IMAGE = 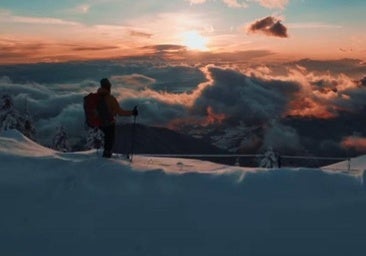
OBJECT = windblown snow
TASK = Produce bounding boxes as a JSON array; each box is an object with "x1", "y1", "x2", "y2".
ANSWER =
[{"x1": 1, "y1": 130, "x2": 366, "y2": 256}]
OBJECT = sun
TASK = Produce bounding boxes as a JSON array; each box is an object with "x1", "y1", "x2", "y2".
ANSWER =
[{"x1": 181, "y1": 31, "x2": 208, "y2": 51}]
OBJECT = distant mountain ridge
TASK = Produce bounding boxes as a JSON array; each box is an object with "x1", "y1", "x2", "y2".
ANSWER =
[{"x1": 113, "y1": 123, "x2": 229, "y2": 156}]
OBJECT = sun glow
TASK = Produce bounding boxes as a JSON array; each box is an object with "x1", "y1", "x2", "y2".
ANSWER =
[{"x1": 181, "y1": 31, "x2": 208, "y2": 51}]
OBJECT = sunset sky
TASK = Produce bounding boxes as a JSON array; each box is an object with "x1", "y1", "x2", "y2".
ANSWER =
[{"x1": 1, "y1": 0, "x2": 365, "y2": 64}]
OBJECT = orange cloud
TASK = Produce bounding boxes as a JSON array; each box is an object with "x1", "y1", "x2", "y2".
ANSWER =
[
  {"x1": 130, "y1": 64, "x2": 363, "y2": 124},
  {"x1": 0, "y1": 37, "x2": 138, "y2": 64},
  {"x1": 129, "y1": 30, "x2": 153, "y2": 38},
  {"x1": 167, "y1": 106, "x2": 227, "y2": 130},
  {"x1": 286, "y1": 96, "x2": 338, "y2": 119},
  {"x1": 248, "y1": 67, "x2": 361, "y2": 119},
  {"x1": 203, "y1": 106, "x2": 227, "y2": 126},
  {"x1": 341, "y1": 136, "x2": 366, "y2": 152}
]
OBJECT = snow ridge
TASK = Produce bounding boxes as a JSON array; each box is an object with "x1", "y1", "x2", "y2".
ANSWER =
[{"x1": 1, "y1": 130, "x2": 366, "y2": 256}]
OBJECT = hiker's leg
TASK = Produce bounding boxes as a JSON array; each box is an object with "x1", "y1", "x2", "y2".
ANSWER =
[{"x1": 101, "y1": 124, "x2": 115, "y2": 157}]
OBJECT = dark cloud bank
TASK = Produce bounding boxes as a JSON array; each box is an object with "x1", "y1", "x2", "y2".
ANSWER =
[{"x1": 1, "y1": 58, "x2": 366, "y2": 158}]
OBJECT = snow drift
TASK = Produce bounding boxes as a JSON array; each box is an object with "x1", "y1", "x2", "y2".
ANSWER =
[{"x1": 1, "y1": 130, "x2": 366, "y2": 256}]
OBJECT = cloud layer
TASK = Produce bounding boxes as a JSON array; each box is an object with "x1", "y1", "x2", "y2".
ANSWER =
[{"x1": 1, "y1": 58, "x2": 366, "y2": 155}]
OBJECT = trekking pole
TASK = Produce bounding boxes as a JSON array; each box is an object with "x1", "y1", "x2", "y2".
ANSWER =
[{"x1": 129, "y1": 106, "x2": 138, "y2": 162}]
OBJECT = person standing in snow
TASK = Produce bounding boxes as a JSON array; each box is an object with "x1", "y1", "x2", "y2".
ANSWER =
[{"x1": 97, "y1": 78, "x2": 138, "y2": 158}]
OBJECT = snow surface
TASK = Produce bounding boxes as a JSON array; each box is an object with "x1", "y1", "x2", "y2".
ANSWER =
[{"x1": 1, "y1": 130, "x2": 366, "y2": 256}]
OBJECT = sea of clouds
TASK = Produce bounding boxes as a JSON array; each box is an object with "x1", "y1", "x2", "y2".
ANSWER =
[{"x1": 1, "y1": 58, "x2": 366, "y2": 155}]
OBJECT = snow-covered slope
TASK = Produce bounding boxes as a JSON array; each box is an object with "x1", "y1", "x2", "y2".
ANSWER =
[
  {"x1": 1, "y1": 130, "x2": 366, "y2": 256},
  {"x1": 0, "y1": 129, "x2": 55, "y2": 157},
  {"x1": 324, "y1": 154, "x2": 366, "y2": 174}
]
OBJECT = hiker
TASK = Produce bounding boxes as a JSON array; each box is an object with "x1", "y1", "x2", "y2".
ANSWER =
[{"x1": 97, "y1": 78, "x2": 138, "y2": 158}]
